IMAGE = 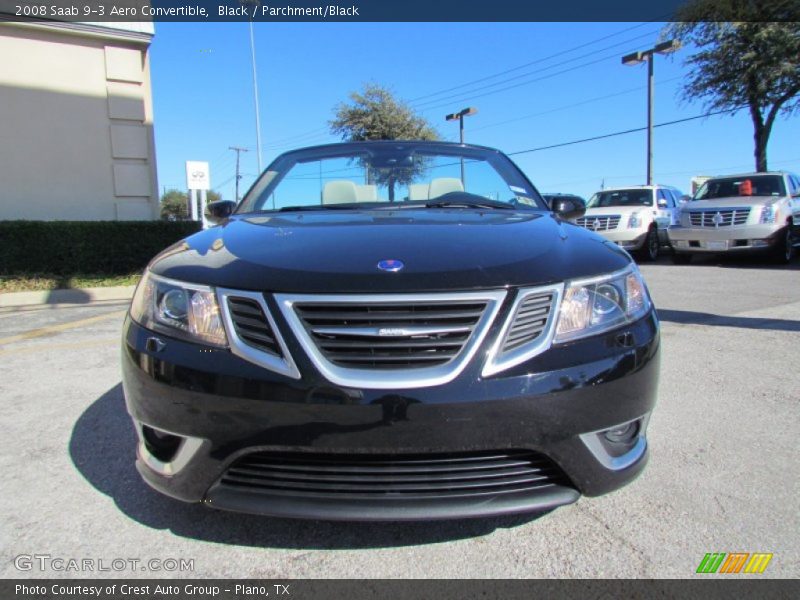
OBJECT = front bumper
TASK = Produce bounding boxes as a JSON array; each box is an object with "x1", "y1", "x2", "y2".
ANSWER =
[
  {"x1": 121, "y1": 308, "x2": 660, "y2": 520},
  {"x1": 585, "y1": 228, "x2": 649, "y2": 251},
  {"x1": 667, "y1": 224, "x2": 783, "y2": 253}
]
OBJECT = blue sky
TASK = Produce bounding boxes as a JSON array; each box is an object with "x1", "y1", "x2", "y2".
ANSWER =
[{"x1": 150, "y1": 22, "x2": 800, "y2": 201}]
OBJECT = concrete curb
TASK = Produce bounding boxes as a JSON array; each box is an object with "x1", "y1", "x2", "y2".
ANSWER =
[{"x1": 0, "y1": 285, "x2": 136, "y2": 308}]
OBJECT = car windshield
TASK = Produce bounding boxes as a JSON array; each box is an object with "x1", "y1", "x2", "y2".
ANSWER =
[
  {"x1": 693, "y1": 175, "x2": 786, "y2": 200},
  {"x1": 237, "y1": 142, "x2": 545, "y2": 213},
  {"x1": 587, "y1": 189, "x2": 653, "y2": 208}
]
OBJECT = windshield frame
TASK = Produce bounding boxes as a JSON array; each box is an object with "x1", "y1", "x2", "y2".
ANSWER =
[
  {"x1": 235, "y1": 141, "x2": 548, "y2": 214},
  {"x1": 692, "y1": 174, "x2": 787, "y2": 201},
  {"x1": 586, "y1": 188, "x2": 655, "y2": 209}
]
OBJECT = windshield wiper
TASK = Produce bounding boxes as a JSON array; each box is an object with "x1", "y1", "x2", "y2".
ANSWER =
[{"x1": 425, "y1": 198, "x2": 514, "y2": 210}]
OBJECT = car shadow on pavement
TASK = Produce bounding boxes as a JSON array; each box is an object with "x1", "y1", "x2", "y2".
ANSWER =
[
  {"x1": 69, "y1": 384, "x2": 550, "y2": 550},
  {"x1": 657, "y1": 309, "x2": 800, "y2": 332}
]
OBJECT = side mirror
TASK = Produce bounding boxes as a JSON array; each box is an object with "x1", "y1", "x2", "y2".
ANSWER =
[
  {"x1": 680, "y1": 195, "x2": 691, "y2": 204},
  {"x1": 657, "y1": 198, "x2": 668, "y2": 208},
  {"x1": 553, "y1": 197, "x2": 585, "y2": 221},
  {"x1": 206, "y1": 200, "x2": 237, "y2": 224}
]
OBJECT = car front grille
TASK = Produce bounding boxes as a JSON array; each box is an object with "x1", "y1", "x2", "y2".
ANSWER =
[
  {"x1": 226, "y1": 296, "x2": 282, "y2": 356},
  {"x1": 575, "y1": 215, "x2": 621, "y2": 231},
  {"x1": 293, "y1": 299, "x2": 487, "y2": 369},
  {"x1": 689, "y1": 208, "x2": 751, "y2": 227},
  {"x1": 217, "y1": 449, "x2": 572, "y2": 500},
  {"x1": 500, "y1": 291, "x2": 555, "y2": 353}
]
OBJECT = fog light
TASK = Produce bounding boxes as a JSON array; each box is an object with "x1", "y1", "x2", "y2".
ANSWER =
[
  {"x1": 604, "y1": 420, "x2": 640, "y2": 444},
  {"x1": 751, "y1": 239, "x2": 769, "y2": 248},
  {"x1": 142, "y1": 425, "x2": 182, "y2": 462}
]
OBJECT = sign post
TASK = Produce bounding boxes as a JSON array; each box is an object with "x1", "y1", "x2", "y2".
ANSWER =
[{"x1": 185, "y1": 161, "x2": 211, "y2": 228}]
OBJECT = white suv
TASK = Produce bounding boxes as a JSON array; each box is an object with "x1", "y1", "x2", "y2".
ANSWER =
[
  {"x1": 578, "y1": 185, "x2": 684, "y2": 261},
  {"x1": 668, "y1": 172, "x2": 800, "y2": 264}
]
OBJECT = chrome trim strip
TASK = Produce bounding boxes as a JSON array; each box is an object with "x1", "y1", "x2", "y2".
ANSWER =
[
  {"x1": 311, "y1": 324, "x2": 472, "y2": 337},
  {"x1": 275, "y1": 290, "x2": 507, "y2": 390},
  {"x1": 481, "y1": 283, "x2": 564, "y2": 378},
  {"x1": 134, "y1": 422, "x2": 206, "y2": 477},
  {"x1": 216, "y1": 288, "x2": 301, "y2": 380},
  {"x1": 579, "y1": 414, "x2": 650, "y2": 471}
]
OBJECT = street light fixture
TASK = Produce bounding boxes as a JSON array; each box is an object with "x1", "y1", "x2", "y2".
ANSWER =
[
  {"x1": 622, "y1": 39, "x2": 680, "y2": 185},
  {"x1": 445, "y1": 107, "x2": 477, "y2": 185}
]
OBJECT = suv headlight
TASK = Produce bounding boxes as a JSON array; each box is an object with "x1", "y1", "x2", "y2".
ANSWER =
[
  {"x1": 554, "y1": 267, "x2": 652, "y2": 343},
  {"x1": 129, "y1": 272, "x2": 228, "y2": 347},
  {"x1": 759, "y1": 203, "x2": 778, "y2": 224},
  {"x1": 628, "y1": 212, "x2": 642, "y2": 228}
]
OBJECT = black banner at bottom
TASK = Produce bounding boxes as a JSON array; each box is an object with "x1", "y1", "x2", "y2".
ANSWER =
[{"x1": 3, "y1": 579, "x2": 799, "y2": 600}]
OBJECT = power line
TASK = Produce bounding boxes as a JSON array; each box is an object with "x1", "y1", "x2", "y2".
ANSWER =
[
  {"x1": 507, "y1": 107, "x2": 742, "y2": 158},
  {"x1": 407, "y1": 22, "x2": 654, "y2": 104},
  {"x1": 412, "y1": 28, "x2": 662, "y2": 111}
]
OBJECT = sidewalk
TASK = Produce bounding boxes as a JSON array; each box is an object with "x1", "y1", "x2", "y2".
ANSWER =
[{"x1": 0, "y1": 285, "x2": 136, "y2": 309}]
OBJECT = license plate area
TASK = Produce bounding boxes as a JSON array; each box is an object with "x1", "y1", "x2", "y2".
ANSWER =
[{"x1": 704, "y1": 240, "x2": 728, "y2": 250}]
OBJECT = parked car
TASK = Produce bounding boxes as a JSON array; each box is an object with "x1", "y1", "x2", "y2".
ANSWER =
[
  {"x1": 579, "y1": 185, "x2": 684, "y2": 261},
  {"x1": 541, "y1": 193, "x2": 586, "y2": 213},
  {"x1": 121, "y1": 141, "x2": 660, "y2": 521},
  {"x1": 668, "y1": 172, "x2": 800, "y2": 264}
]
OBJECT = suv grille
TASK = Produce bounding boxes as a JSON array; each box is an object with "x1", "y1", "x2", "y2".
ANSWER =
[
  {"x1": 217, "y1": 449, "x2": 572, "y2": 499},
  {"x1": 294, "y1": 300, "x2": 487, "y2": 369},
  {"x1": 689, "y1": 208, "x2": 750, "y2": 227},
  {"x1": 500, "y1": 291, "x2": 555, "y2": 353},
  {"x1": 575, "y1": 215, "x2": 621, "y2": 231},
  {"x1": 226, "y1": 296, "x2": 282, "y2": 356}
]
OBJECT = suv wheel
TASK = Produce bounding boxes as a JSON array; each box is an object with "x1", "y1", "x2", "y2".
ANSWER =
[
  {"x1": 638, "y1": 227, "x2": 659, "y2": 262},
  {"x1": 773, "y1": 226, "x2": 796, "y2": 264}
]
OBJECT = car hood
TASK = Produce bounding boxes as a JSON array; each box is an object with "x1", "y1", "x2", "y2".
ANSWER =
[
  {"x1": 149, "y1": 210, "x2": 631, "y2": 293},
  {"x1": 683, "y1": 197, "x2": 777, "y2": 210}
]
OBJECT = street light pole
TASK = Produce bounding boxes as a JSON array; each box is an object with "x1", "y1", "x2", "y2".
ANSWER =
[
  {"x1": 445, "y1": 107, "x2": 477, "y2": 185},
  {"x1": 622, "y1": 39, "x2": 680, "y2": 186}
]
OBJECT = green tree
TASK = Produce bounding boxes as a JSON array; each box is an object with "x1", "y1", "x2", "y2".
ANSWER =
[
  {"x1": 666, "y1": 1, "x2": 800, "y2": 171},
  {"x1": 330, "y1": 84, "x2": 439, "y2": 201},
  {"x1": 160, "y1": 189, "x2": 188, "y2": 220},
  {"x1": 160, "y1": 189, "x2": 221, "y2": 220}
]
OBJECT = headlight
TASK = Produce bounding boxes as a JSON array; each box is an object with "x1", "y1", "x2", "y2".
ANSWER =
[
  {"x1": 628, "y1": 212, "x2": 642, "y2": 228},
  {"x1": 554, "y1": 267, "x2": 652, "y2": 343},
  {"x1": 129, "y1": 272, "x2": 228, "y2": 347},
  {"x1": 759, "y1": 203, "x2": 778, "y2": 224}
]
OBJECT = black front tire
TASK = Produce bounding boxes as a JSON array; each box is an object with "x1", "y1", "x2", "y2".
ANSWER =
[{"x1": 637, "y1": 227, "x2": 659, "y2": 262}]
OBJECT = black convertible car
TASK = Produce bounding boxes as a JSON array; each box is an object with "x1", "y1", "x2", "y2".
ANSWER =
[{"x1": 122, "y1": 141, "x2": 660, "y2": 520}]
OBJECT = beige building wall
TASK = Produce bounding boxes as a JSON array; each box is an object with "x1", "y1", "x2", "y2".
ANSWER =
[{"x1": 0, "y1": 22, "x2": 158, "y2": 220}]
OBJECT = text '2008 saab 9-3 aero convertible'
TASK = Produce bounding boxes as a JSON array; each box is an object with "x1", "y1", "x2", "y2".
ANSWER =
[{"x1": 122, "y1": 141, "x2": 660, "y2": 521}]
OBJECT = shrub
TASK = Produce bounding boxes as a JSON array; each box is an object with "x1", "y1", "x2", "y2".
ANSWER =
[{"x1": 0, "y1": 221, "x2": 202, "y2": 276}]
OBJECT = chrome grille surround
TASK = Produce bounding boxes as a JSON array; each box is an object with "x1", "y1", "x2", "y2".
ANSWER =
[
  {"x1": 482, "y1": 283, "x2": 564, "y2": 378},
  {"x1": 688, "y1": 207, "x2": 751, "y2": 227},
  {"x1": 575, "y1": 215, "x2": 622, "y2": 231},
  {"x1": 217, "y1": 288, "x2": 300, "y2": 380},
  {"x1": 276, "y1": 290, "x2": 507, "y2": 389}
]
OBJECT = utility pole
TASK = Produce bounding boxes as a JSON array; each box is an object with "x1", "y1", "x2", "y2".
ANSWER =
[
  {"x1": 229, "y1": 146, "x2": 249, "y2": 201},
  {"x1": 621, "y1": 39, "x2": 680, "y2": 185},
  {"x1": 445, "y1": 107, "x2": 478, "y2": 186}
]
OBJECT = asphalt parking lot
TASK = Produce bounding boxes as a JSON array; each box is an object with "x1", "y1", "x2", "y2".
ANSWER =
[{"x1": 1, "y1": 255, "x2": 798, "y2": 579}]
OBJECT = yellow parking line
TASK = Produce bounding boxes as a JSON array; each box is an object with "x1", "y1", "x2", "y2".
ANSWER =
[
  {"x1": 0, "y1": 310, "x2": 126, "y2": 346},
  {"x1": 0, "y1": 337, "x2": 119, "y2": 356}
]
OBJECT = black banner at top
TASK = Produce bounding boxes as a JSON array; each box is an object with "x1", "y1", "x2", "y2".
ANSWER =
[{"x1": 0, "y1": 0, "x2": 791, "y2": 23}]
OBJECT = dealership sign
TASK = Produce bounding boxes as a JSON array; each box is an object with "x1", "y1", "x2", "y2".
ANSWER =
[{"x1": 186, "y1": 161, "x2": 210, "y2": 190}]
